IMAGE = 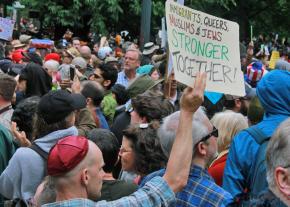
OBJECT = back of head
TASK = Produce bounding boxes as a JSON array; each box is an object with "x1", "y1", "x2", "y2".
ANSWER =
[
  {"x1": 81, "y1": 81, "x2": 104, "y2": 106},
  {"x1": 0, "y1": 74, "x2": 17, "y2": 102},
  {"x1": 211, "y1": 111, "x2": 248, "y2": 153},
  {"x1": 158, "y1": 108, "x2": 209, "y2": 158},
  {"x1": 123, "y1": 122, "x2": 167, "y2": 175},
  {"x1": 247, "y1": 96, "x2": 264, "y2": 125},
  {"x1": 131, "y1": 91, "x2": 174, "y2": 123},
  {"x1": 12, "y1": 96, "x2": 40, "y2": 141},
  {"x1": 44, "y1": 60, "x2": 60, "y2": 72},
  {"x1": 256, "y1": 70, "x2": 290, "y2": 116},
  {"x1": 275, "y1": 59, "x2": 290, "y2": 71},
  {"x1": 266, "y1": 118, "x2": 290, "y2": 189},
  {"x1": 80, "y1": 46, "x2": 92, "y2": 60},
  {"x1": 111, "y1": 84, "x2": 129, "y2": 105},
  {"x1": 34, "y1": 90, "x2": 86, "y2": 138},
  {"x1": 88, "y1": 128, "x2": 119, "y2": 173}
]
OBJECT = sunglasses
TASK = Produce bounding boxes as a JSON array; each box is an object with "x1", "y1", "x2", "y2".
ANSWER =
[{"x1": 198, "y1": 127, "x2": 219, "y2": 143}]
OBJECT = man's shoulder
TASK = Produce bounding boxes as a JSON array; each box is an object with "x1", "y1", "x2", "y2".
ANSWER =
[
  {"x1": 42, "y1": 198, "x2": 96, "y2": 207},
  {"x1": 184, "y1": 172, "x2": 233, "y2": 205}
]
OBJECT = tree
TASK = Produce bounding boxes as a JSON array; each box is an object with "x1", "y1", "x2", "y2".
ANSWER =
[{"x1": 19, "y1": 0, "x2": 290, "y2": 41}]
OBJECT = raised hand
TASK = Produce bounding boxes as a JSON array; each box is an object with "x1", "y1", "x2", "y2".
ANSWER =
[
  {"x1": 11, "y1": 121, "x2": 31, "y2": 147},
  {"x1": 180, "y1": 72, "x2": 207, "y2": 113}
]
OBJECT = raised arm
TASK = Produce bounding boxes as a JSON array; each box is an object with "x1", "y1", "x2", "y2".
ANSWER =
[{"x1": 163, "y1": 72, "x2": 206, "y2": 193}]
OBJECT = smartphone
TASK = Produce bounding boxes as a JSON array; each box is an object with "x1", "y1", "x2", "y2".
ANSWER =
[{"x1": 70, "y1": 66, "x2": 75, "y2": 81}]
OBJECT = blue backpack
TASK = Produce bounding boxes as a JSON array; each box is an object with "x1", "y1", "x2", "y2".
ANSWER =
[{"x1": 245, "y1": 126, "x2": 270, "y2": 198}]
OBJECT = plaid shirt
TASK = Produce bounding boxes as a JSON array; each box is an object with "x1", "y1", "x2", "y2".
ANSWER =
[
  {"x1": 116, "y1": 71, "x2": 129, "y2": 88},
  {"x1": 42, "y1": 176, "x2": 175, "y2": 207},
  {"x1": 140, "y1": 165, "x2": 233, "y2": 207}
]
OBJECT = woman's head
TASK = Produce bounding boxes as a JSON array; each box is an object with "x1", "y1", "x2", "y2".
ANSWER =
[
  {"x1": 120, "y1": 122, "x2": 167, "y2": 176},
  {"x1": 211, "y1": 111, "x2": 248, "y2": 153},
  {"x1": 12, "y1": 96, "x2": 40, "y2": 141}
]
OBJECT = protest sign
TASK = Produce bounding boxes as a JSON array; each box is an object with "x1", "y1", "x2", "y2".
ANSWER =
[
  {"x1": 166, "y1": 1, "x2": 245, "y2": 96},
  {"x1": 268, "y1": 50, "x2": 280, "y2": 69},
  {"x1": 0, "y1": 17, "x2": 15, "y2": 41}
]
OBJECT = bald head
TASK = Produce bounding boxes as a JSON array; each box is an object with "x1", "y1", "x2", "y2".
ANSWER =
[
  {"x1": 52, "y1": 140, "x2": 105, "y2": 201},
  {"x1": 80, "y1": 46, "x2": 92, "y2": 60}
]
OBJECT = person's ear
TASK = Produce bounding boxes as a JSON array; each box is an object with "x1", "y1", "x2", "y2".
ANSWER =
[
  {"x1": 275, "y1": 167, "x2": 290, "y2": 197},
  {"x1": 103, "y1": 80, "x2": 111, "y2": 88},
  {"x1": 80, "y1": 168, "x2": 89, "y2": 186},
  {"x1": 197, "y1": 142, "x2": 207, "y2": 156},
  {"x1": 86, "y1": 97, "x2": 92, "y2": 105}
]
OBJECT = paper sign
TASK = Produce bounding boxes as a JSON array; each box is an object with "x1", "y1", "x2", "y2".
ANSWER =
[
  {"x1": 0, "y1": 17, "x2": 15, "y2": 41},
  {"x1": 166, "y1": 1, "x2": 245, "y2": 96},
  {"x1": 268, "y1": 50, "x2": 280, "y2": 69}
]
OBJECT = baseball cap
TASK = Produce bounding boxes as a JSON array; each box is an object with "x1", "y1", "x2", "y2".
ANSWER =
[
  {"x1": 47, "y1": 136, "x2": 89, "y2": 176},
  {"x1": 126, "y1": 74, "x2": 163, "y2": 98},
  {"x1": 38, "y1": 90, "x2": 86, "y2": 124}
]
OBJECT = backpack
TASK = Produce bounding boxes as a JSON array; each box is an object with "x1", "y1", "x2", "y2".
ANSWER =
[
  {"x1": 29, "y1": 143, "x2": 49, "y2": 161},
  {"x1": 245, "y1": 126, "x2": 270, "y2": 198},
  {"x1": 237, "y1": 126, "x2": 270, "y2": 207},
  {"x1": 4, "y1": 143, "x2": 48, "y2": 207}
]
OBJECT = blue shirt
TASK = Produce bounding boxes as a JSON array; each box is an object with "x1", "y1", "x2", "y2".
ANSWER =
[
  {"x1": 140, "y1": 165, "x2": 233, "y2": 207},
  {"x1": 42, "y1": 176, "x2": 175, "y2": 207},
  {"x1": 116, "y1": 71, "x2": 129, "y2": 88},
  {"x1": 95, "y1": 108, "x2": 109, "y2": 130}
]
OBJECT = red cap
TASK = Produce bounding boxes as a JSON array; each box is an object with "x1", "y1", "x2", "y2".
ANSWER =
[
  {"x1": 44, "y1": 53, "x2": 61, "y2": 63},
  {"x1": 12, "y1": 50, "x2": 24, "y2": 63},
  {"x1": 47, "y1": 136, "x2": 89, "y2": 176}
]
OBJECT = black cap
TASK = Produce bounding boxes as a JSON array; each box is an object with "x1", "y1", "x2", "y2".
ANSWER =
[{"x1": 38, "y1": 90, "x2": 86, "y2": 124}]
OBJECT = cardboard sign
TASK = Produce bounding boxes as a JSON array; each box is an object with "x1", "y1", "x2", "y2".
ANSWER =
[
  {"x1": 0, "y1": 17, "x2": 15, "y2": 41},
  {"x1": 166, "y1": 1, "x2": 245, "y2": 96}
]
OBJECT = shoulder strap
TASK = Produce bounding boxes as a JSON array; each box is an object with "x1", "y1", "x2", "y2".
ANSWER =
[
  {"x1": 29, "y1": 143, "x2": 48, "y2": 160},
  {"x1": 0, "y1": 105, "x2": 12, "y2": 115},
  {"x1": 244, "y1": 126, "x2": 269, "y2": 144}
]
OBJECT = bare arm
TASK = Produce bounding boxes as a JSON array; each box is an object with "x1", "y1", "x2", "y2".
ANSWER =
[{"x1": 163, "y1": 72, "x2": 206, "y2": 193}]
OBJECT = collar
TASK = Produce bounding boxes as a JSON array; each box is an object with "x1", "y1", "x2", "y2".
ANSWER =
[{"x1": 190, "y1": 165, "x2": 212, "y2": 180}]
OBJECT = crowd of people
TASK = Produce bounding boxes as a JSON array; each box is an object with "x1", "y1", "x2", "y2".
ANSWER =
[{"x1": 0, "y1": 27, "x2": 289, "y2": 207}]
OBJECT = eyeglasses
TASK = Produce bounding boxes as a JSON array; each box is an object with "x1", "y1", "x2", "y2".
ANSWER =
[{"x1": 198, "y1": 127, "x2": 219, "y2": 143}]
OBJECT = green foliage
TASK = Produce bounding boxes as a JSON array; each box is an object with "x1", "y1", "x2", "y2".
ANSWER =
[{"x1": 19, "y1": 0, "x2": 290, "y2": 39}]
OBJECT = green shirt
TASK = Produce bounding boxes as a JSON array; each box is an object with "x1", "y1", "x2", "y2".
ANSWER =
[{"x1": 101, "y1": 92, "x2": 117, "y2": 126}]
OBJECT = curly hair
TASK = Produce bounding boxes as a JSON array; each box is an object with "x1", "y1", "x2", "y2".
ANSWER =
[
  {"x1": 131, "y1": 91, "x2": 174, "y2": 123},
  {"x1": 11, "y1": 96, "x2": 40, "y2": 141},
  {"x1": 122, "y1": 121, "x2": 167, "y2": 176}
]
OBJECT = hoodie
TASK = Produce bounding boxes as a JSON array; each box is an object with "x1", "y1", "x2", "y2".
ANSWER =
[
  {"x1": 223, "y1": 70, "x2": 290, "y2": 199},
  {"x1": 0, "y1": 126, "x2": 78, "y2": 201}
]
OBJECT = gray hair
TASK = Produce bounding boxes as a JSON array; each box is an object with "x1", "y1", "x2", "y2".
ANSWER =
[
  {"x1": 274, "y1": 60, "x2": 290, "y2": 71},
  {"x1": 266, "y1": 118, "x2": 290, "y2": 188},
  {"x1": 126, "y1": 48, "x2": 142, "y2": 62},
  {"x1": 158, "y1": 107, "x2": 209, "y2": 158}
]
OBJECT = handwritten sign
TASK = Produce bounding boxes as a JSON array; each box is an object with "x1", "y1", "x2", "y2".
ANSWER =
[
  {"x1": 166, "y1": 1, "x2": 245, "y2": 96},
  {"x1": 0, "y1": 17, "x2": 15, "y2": 41}
]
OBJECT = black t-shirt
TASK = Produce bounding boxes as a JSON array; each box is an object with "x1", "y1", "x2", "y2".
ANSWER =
[{"x1": 96, "y1": 180, "x2": 137, "y2": 202}]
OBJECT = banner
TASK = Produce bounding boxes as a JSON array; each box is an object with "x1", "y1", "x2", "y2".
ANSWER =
[
  {"x1": 166, "y1": 1, "x2": 245, "y2": 96},
  {"x1": 0, "y1": 17, "x2": 15, "y2": 41}
]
